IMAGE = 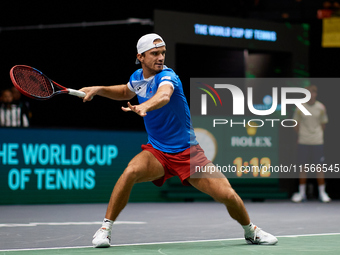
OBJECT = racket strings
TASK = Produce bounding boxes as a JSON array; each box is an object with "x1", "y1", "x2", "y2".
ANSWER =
[{"x1": 12, "y1": 67, "x2": 54, "y2": 98}]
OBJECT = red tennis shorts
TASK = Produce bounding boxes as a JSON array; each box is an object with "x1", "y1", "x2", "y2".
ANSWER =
[{"x1": 141, "y1": 143, "x2": 211, "y2": 187}]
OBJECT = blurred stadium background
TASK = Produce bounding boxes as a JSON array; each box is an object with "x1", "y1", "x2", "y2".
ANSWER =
[{"x1": 0, "y1": 0, "x2": 339, "y2": 205}]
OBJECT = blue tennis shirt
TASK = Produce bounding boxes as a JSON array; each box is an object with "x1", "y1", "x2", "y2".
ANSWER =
[{"x1": 127, "y1": 66, "x2": 197, "y2": 153}]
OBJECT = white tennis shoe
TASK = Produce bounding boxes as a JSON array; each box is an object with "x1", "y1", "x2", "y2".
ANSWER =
[
  {"x1": 92, "y1": 227, "x2": 111, "y2": 248},
  {"x1": 291, "y1": 192, "x2": 307, "y2": 203},
  {"x1": 245, "y1": 226, "x2": 278, "y2": 245},
  {"x1": 319, "y1": 192, "x2": 331, "y2": 203}
]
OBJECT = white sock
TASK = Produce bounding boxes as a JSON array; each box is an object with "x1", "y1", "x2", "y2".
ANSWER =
[
  {"x1": 299, "y1": 184, "x2": 306, "y2": 195},
  {"x1": 242, "y1": 222, "x2": 255, "y2": 234},
  {"x1": 102, "y1": 218, "x2": 114, "y2": 231},
  {"x1": 318, "y1": 184, "x2": 326, "y2": 195}
]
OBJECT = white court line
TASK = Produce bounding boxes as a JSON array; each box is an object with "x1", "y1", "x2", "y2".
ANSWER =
[
  {"x1": 0, "y1": 221, "x2": 146, "y2": 228},
  {"x1": 0, "y1": 233, "x2": 339, "y2": 252}
]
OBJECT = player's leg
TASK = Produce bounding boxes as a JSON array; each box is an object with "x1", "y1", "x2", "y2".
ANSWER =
[
  {"x1": 105, "y1": 150, "x2": 165, "y2": 221},
  {"x1": 188, "y1": 166, "x2": 249, "y2": 225},
  {"x1": 188, "y1": 163, "x2": 278, "y2": 245},
  {"x1": 93, "y1": 150, "x2": 165, "y2": 248}
]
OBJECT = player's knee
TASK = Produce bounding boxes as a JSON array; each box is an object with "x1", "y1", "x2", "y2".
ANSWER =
[
  {"x1": 215, "y1": 187, "x2": 238, "y2": 204},
  {"x1": 121, "y1": 165, "x2": 140, "y2": 183}
]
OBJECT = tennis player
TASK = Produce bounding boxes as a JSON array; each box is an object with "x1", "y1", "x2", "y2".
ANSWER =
[{"x1": 80, "y1": 33, "x2": 278, "y2": 248}]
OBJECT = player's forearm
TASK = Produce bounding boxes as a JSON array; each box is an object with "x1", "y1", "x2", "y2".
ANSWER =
[
  {"x1": 96, "y1": 85, "x2": 134, "y2": 101},
  {"x1": 141, "y1": 90, "x2": 171, "y2": 112}
]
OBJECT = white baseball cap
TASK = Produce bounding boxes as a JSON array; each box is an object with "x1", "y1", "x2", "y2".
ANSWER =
[{"x1": 135, "y1": 33, "x2": 166, "y2": 64}]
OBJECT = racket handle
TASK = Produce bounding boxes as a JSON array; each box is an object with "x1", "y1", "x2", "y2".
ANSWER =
[{"x1": 68, "y1": 88, "x2": 86, "y2": 98}]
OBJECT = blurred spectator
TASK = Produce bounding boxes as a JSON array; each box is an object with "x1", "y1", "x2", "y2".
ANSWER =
[
  {"x1": 291, "y1": 85, "x2": 330, "y2": 203},
  {"x1": 0, "y1": 88, "x2": 29, "y2": 127},
  {"x1": 11, "y1": 86, "x2": 32, "y2": 121},
  {"x1": 323, "y1": 0, "x2": 340, "y2": 10},
  {"x1": 318, "y1": 0, "x2": 340, "y2": 18},
  {"x1": 11, "y1": 86, "x2": 22, "y2": 103}
]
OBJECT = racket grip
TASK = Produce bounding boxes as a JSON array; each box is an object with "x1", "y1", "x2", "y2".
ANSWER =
[{"x1": 68, "y1": 88, "x2": 86, "y2": 98}]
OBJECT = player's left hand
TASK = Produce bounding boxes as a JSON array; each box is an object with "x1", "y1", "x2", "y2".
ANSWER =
[{"x1": 122, "y1": 102, "x2": 147, "y2": 117}]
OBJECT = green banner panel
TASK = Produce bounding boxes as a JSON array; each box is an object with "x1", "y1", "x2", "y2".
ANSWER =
[{"x1": 0, "y1": 128, "x2": 166, "y2": 205}]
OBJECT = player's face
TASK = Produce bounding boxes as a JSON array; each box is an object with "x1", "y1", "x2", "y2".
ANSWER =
[{"x1": 139, "y1": 46, "x2": 166, "y2": 77}]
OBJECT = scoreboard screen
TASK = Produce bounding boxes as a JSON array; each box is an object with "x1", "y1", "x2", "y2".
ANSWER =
[{"x1": 154, "y1": 9, "x2": 309, "y2": 78}]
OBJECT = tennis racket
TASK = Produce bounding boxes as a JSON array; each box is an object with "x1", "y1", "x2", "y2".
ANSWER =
[{"x1": 9, "y1": 65, "x2": 86, "y2": 100}]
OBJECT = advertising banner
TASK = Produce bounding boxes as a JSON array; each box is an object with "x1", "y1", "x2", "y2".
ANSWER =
[{"x1": 0, "y1": 128, "x2": 165, "y2": 204}]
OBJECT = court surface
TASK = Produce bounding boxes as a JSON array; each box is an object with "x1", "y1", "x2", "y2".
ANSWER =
[{"x1": 0, "y1": 200, "x2": 339, "y2": 254}]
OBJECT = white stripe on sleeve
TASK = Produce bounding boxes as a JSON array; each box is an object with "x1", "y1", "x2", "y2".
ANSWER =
[
  {"x1": 127, "y1": 82, "x2": 135, "y2": 92},
  {"x1": 159, "y1": 81, "x2": 174, "y2": 90}
]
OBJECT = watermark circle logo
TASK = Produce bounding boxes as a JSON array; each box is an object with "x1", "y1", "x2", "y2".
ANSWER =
[{"x1": 194, "y1": 128, "x2": 217, "y2": 161}]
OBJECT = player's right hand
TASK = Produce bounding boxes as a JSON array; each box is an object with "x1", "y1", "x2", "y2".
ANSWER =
[{"x1": 80, "y1": 87, "x2": 96, "y2": 102}]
